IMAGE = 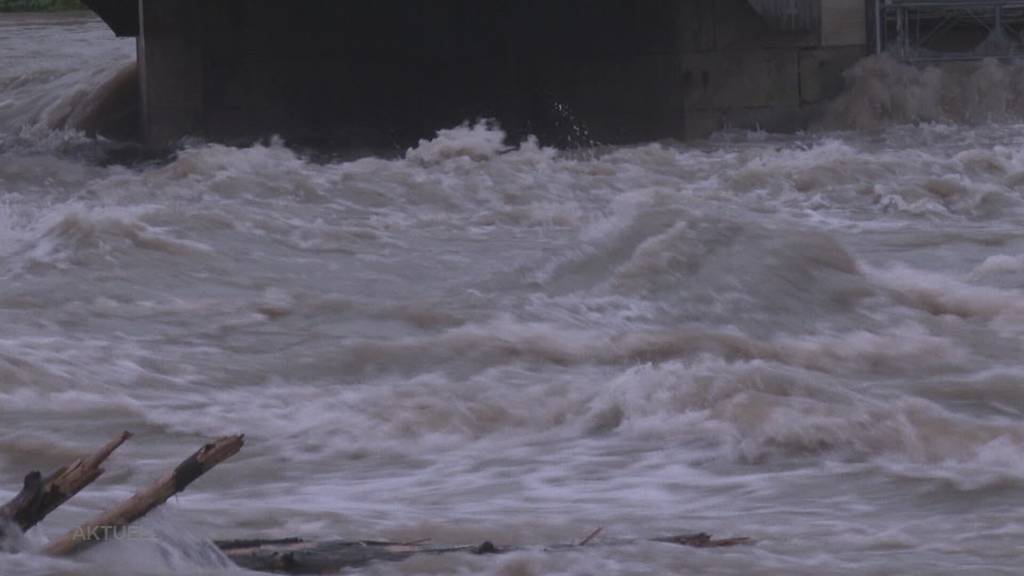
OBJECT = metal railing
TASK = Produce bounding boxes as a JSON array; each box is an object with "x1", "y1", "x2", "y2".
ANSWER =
[{"x1": 877, "y1": 0, "x2": 1024, "y2": 61}]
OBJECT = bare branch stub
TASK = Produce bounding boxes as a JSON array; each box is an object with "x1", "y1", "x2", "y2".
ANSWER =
[
  {"x1": 1, "y1": 431, "x2": 133, "y2": 535},
  {"x1": 0, "y1": 472, "x2": 44, "y2": 540}
]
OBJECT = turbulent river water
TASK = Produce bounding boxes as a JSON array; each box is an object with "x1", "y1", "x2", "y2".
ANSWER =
[{"x1": 2, "y1": 12, "x2": 1024, "y2": 576}]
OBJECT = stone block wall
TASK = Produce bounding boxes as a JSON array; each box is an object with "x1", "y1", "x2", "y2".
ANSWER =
[{"x1": 131, "y1": 0, "x2": 870, "y2": 148}]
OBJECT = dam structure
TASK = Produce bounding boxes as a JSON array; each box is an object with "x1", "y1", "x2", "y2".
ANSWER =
[
  {"x1": 876, "y1": 0, "x2": 1024, "y2": 61},
  {"x1": 82, "y1": 0, "x2": 872, "y2": 148}
]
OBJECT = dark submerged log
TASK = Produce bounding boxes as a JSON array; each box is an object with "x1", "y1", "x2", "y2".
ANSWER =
[
  {"x1": 217, "y1": 533, "x2": 753, "y2": 574},
  {"x1": 218, "y1": 539, "x2": 476, "y2": 573},
  {"x1": 0, "y1": 472, "x2": 43, "y2": 543}
]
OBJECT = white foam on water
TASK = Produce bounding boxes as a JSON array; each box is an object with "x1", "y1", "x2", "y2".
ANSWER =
[
  {"x1": 6, "y1": 16, "x2": 1024, "y2": 576},
  {"x1": 405, "y1": 120, "x2": 513, "y2": 164},
  {"x1": 869, "y1": 264, "x2": 1024, "y2": 321},
  {"x1": 823, "y1": 55, "x2": 1024, "y2": 130},
  {"x1": 972, "y1": 254, "x2": 1024, "y2": 276}
]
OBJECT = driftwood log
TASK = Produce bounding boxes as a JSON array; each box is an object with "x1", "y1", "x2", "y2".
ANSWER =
[
  {"x1": 218, "y1": 533, "x2": 753, "y2": 574},
  {"x1": 45, "y1": 434, "x2": 244, "y2": 556},
  {"x1": 3, "y1": 433, "x2": 751, "y2": 575},
  {"x1": 1, "y1": 431, "x2": 132, "y2": 541}
]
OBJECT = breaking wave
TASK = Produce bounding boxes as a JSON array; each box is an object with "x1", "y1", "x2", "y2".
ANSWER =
[
  {"x1": 824, "y1": 55, "x2": 1024, "y2": 130},
  {"x1": 6, "y1": 14, "x2": 1024, "y2": 576}
]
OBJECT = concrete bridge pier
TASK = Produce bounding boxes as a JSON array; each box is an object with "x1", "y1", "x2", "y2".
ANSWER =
[
  {"x1": 83, "y1": 0, "x2": 871, "y2": 149},
  {"x1": 136, "y1": 1, "x2": 203, "y2": 147}
]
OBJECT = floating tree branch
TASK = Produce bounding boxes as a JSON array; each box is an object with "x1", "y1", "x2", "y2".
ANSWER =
[
  {"x1": 45, "y1": 434, "x2": 244, "y2": 557},
  {"x1": 4, "y1": 432, "x2": 750, "y2": 574},
  {"x1": 1, "y1": 431, "x2": 132, "y2": 537}
]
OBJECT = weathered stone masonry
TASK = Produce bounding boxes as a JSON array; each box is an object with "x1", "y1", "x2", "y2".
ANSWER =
[{"x1": 82, "y1": 0, "x2": 870, "y2": 148}]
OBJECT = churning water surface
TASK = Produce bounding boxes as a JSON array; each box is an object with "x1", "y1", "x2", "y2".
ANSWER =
[{"x1": 2, "y1": 12, "x2": 1024, "y2": 576}]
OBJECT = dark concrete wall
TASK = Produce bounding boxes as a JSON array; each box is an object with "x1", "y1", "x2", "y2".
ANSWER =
[
  {"x1": 130, "y1": 0, "x2": 868, "y2": 149},
  {"x1": 679, "y1": 0, "x2": 867, "y2": 137},
  {"x1": 81, "y1": 0, "x2": 137, "y2": 37},
  {"x1": 138, "y1": 0, "x2": 204, "y2": 147}
]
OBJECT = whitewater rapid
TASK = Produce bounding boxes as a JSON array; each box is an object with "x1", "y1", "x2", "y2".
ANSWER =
[{"x1": 2, "y1": 11, "x2": 1024, "y2": 576}]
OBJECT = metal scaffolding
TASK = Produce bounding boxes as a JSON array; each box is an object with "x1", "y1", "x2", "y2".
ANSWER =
[{"x1": 876, "y1": 0, "x2": 1024, "y2": 61}]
